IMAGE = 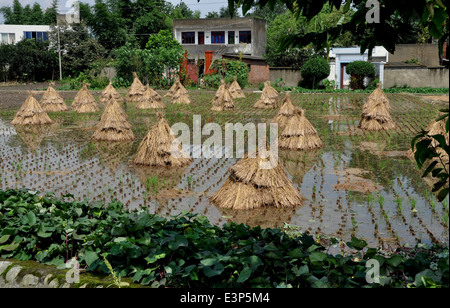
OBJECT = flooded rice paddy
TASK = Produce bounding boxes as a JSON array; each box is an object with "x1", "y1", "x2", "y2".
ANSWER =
[{"x1": 0, "y1": 91, "x2": 448, "y2": 252}]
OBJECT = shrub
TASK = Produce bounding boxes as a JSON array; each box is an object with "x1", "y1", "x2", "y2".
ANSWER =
[
  {"x1": 346, "y1": 61, "x2": 376, "y2": 89},
  {"x1": 206, "y1": 59, "x2": 249, "y2": 89},
  {"x1": 300, "y1": 56, "x2": 330, "y2": 89}
]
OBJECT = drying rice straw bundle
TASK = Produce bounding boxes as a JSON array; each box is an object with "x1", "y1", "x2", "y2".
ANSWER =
[
  {"x1": 133, "y1": 113, "x2": 192, "y2": 167},
  {"x1": 270, "y1": 92, "x2": 296, "y2": 131},
  {"x1": 171, "y1": 82, "x2": 191, "y2": 104},
  {"x1": 39, "y1": 82, "x2": 69, "y2": 112},
  {"x1": 210, "y1": 148, "x2": 303, "y2": 210},
  {"x1": 165, "y1": 77, "x2": 182, "y2": 98},
  {"x1": 11, "y1": 91, "x2": 53, "y2": 125},
  {"x1": 254, "y1": 81, "x2": 279, "y2": 109},
  {"x1": 92, "y1": 97, "x2": 135, "y2": 141},
  {"x1": 358, "y1": 83, "x2": 396, "y2": 131},
  {"x1": 229, "y1": 76, "x2": 245, "y2": 99},
  {"x1": 136, "y1": 86, "x2": 166, "y2": 109},
  {"x1": 100, "y1": 81, "x2": 123, "y2": 104},
  {"x1": 72, "y1": 84, "x2": 100, "y2": 113},
  {"x1": 211, "y1": 80, "x2": 234, "y2": 111},
  {"x1": 279, "y1": 108, "x2": 323, "y2": 150},
  {"x1": 126, "y1": 72, "x2": 146, "y2": 103}
]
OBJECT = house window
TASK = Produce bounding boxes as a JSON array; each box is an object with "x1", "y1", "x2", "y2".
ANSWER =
[
  {"x1": 198, "y1": 32, "x2": 204, "y2": 45},
  {"x1": 23, "y1": 31, "x2": 48, "y2": 41},
  {"x1": 211, "y1": 31, "x2": 225, "y2": 44},
  {"x1": 228, "y1": 31, "x2": 235, "y2": 44},
  {"x1": 239, "y1": 31, "x2": 251, "y2": 44},
  {"x1": 181, "y1": 32, "x2": 195, "y2": 44},
  {"x1": 1, "y1": 33, "x2": 9, "y2": 44}
]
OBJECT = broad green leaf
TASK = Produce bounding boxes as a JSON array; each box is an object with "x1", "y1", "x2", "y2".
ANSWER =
[
  {"x1": 84, "y1": 250, "x2": 99, "y2": 268},
  {"x1": 168, "y1": 234, "x2": 188, "y2": 250},
  {"x1": 237, "y1": 266, "x2": 252, "y2": 283},
  {"x1": 0, "y1": 241, "x2": 20, "y2": 252},
  {"x1": 203, "y1": 263, "x2": 224, "y2": 278},
  {"x1": 346, "y1": 237, "x2": 368, "y2": 251},
  {"x1": 0, "y1": 234, "x2": 10, "y2": 244},
  {"x1": 309, "y1": 251, "x2": 327, "y2": 264},
  {"x1": 200, "y1": 257, "x2": 218, "y2": 267}
]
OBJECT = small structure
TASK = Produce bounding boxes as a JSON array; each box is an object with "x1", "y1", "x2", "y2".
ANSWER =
[
  {"x1": 133, "y1": 113, "x2": 192, "y2": 167},
  {"x1": 92, "y1": 98, "x2": 135, "y2": 141},
  {"x1": 126, "y1": 72, "x2": 146, "y2": 103},
  {"x1": 270, "y1": 92, "x2": 296, "y2": 131},
  {"x1": 11, "y1": 92, "x2": 53, "y2": 125},
  {"x1": 39, "y1": 82, "x2": 69, "y2": 112},
  {"x1": 254, "y1": 81, "x2": 278, "y2": 109},
  {"x1": 136, "y1": 86, "x2": 166, "y2": 109},
  {"x1": 100, "y1": 82, "x2": 123, "y2": 104},
  {"x1": 358, "y1": 84, "x2": 396, "y2": 131},
  {"x1": 210, "y1": 149, "x2": 303, "y2": 210},
  {"x1": 211, "y1": 80, "x2": 234, "y2": 111},
  {"x1": 72, "y1": 84, "x2": 100, "y2": 113},
  {"x1": 279, "y1": 108, "x2": 323, "y2": 150},
  {"x1": 228, "y1": 76, "x2": 245, "y2": 99}
]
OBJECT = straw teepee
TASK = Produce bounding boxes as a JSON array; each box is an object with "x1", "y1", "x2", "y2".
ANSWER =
[
  {"x1": 92, "y1": 97, "x2": 135, "y2": 141},
  {"x1": 270, "y1": 92, "x2": 296, "y2": 131},
  {"x1": 358, "y1": 84, "x2": 396, "y2": 131},
  {"x1": 171, "y1": 81, "x2": 191, "y2": 104},
  {"x1": 39, "y1": 82, "x2": 69, "y2": 112},
  {"x1": 210, "y1": 148, "x2": 303, "y2": 210},
  {"x1": 211, "y1": 80, "x2": 234, "y2": 111},
  {"x1": 164, "y1": 77, "x2": 182, "y2": 98},
  {"x1": 126, "y1": 72, "x2": 146, "y2": 103},
  {"x1": 229, "y1": 76, "x2": 245, "y2": 99},
  {"x1": 72, "y1": 84, "x2": 100, "y2": 113},
  {"x1": 279, "y1": 108, "x2": 323, "y2": 150},
  {"x1": 133, "y1": 113, "x2": 192, "y2": 167},
  {"x1": 254, "y1": 81, "x2": 279, "y2": 109},
  {"x1": 136, "y1": 86, "x2": 165, "y2": 109},
  {"x1": 11, "y1": 92, "x2": 53, "y2": 125},
  {"x1": 100, "y1": 81, "x2": 123, "y2": 104}
]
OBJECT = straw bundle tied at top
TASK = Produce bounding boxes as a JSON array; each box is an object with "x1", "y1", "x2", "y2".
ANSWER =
[
  {"x1": 133, "y1": 113, "x2": 192, "y2": 167},
  {"x1": 254, "y1": 81, "x2": 279, "y2": 109},
  {"x1": 72, "y1": 84, "x2": 100, "y2": 113},
  {"x1": 11, "y1": 91, "x2": 53, "y2": 125},
  {"x1": 165, "y1": 77, "x2": 184, "y2": 98},
  {"x1": 270, "y1": 92, "x2": 296, "y2": 130},
  {"x1": 136, "y1": 86, "x2": 166, "y2": 109},
  {"x1": 92, "y1": 97, "x2": 135, "y2": 141},
  {"x1": 126, "y1": 72, "x2": 146, "y2": 103},
  {"x1": 171, "y1": 82, "x2": 191, "y2": 104},
  {"x1": 359, "y1": 84, "x2": 396, "y2": 131},
  {"x1": 210, "y1": 148, "x2": 303, "y2": 210},
  {"x1": 211, "y1": 80, "x2": 235, "y2": 111},
  {"x1": 39, "y1": 82, "x2": 69, "y2": 112},
  {"x1": 229, "y1": 76, "x2": 245, "y2": 99},
  {"x1": 279, "y1": 108, "x2": 323, "y2": 150},
  {"x1": 100, "y1": 81, "x2": 123, "y2": 104}
]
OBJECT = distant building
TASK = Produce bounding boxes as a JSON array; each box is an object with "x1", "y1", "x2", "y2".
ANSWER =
[
  {"x1": 173, "y1": 17, "x2": 268, "y2": 83},
  {"x1": 0, "y1": 25, "x2": 51, "y2": 44}
]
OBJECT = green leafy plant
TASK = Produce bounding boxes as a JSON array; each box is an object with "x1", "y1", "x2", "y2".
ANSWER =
[
  {"x1": 300, "y1": 56, "x2": 330, "y2": 89},
  {"x1": 346, "y1": 61, "x2": 376, "y2": 90}
]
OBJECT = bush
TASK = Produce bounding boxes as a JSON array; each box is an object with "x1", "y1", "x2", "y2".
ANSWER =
[
  {"x1": 300, "y1": 56, "x2": 330, "y2": 89},
  {"x1": 67, "y1": 72, "x2": 110, "y2": 90},
  {"x1": 205, "y1": 59, "x2": 249, "y2": 89},
  {"x1": 0, "y1": 188, "x2": 448, "y2": 288},
  {"x1": 346, "y1": 61, "x2": 376, "y2": 89}
]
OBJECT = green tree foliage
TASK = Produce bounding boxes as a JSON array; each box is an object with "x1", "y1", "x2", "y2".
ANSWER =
[
  {"x1": 114, "y1": 30, "x2": 183, "y2": 86},
  {"x1": 0, "y1": 0, "x2": 58, "y2": 25},
  {"x1": 345, "y1": 60, "x2": 376, "y2": 89},
  {"x1": 48, "y1": 23, "x2": 107, "y2": 77},
  {"x1": 225, "y1": 0, "x2": 449, "y2": 56},
  {"x1": 300, "y1": 56, "x2": 330, "y2": 89},
  {"x1": 203, "y1": 59, "x2": 249, "y2": 88},
  {"x1": 0, "y1": 39, "x2": 57, "y2": 82}
]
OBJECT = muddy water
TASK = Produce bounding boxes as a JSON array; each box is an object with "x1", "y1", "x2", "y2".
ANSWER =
[{"x1": 0, "y1": 94, "x2": 448, "y2": 252}]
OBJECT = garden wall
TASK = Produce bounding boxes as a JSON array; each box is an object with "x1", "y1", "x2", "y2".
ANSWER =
[
  {"x1": 384, "y1": 66, "x2": 449, "y2": 88},
  {"x1": 269, "y1": 67, "x2": 302, "y2": 87}
]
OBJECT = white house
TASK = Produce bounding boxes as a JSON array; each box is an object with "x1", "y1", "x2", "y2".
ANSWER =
[
  {"x1": 328, "y1": 46, "x2": 389, "y2": 89},
  {"x1": 0, "y1": 24, "x2": 51, "y2": 44}
]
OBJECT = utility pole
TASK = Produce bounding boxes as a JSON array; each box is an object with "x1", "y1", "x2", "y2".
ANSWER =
[{"x1": 57, "y1": 26, "x2": 62, "y2": 81}]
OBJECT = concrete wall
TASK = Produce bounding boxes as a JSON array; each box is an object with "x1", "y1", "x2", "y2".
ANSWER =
[
  {"x1": 388, "y1": 44, "x2": 441, "y2": 67},
  {"x1": 269, "y1": 67, "x2": 302, "y2": 87},
  {"x1": 384, "y1": 67, "x2": 449, "y2": 88},
  {"x1": 0, "y1": 24, "x2": 51, "y2": 44}
]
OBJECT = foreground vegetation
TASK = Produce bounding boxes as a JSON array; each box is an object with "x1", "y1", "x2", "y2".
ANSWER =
[{"x1": 0, "y1": 189, "x2": 448, "y2": 288}]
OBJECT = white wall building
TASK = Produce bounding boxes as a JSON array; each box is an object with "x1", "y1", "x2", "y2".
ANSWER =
[
  {"x1": 0, "y1": 25, "x2": 51, "y2": 44},
  {"x1": 328, "y1": 46, "x2": 389, "y2": 89}
]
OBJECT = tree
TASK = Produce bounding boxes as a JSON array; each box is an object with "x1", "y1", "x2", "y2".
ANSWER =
[
  {"x1": 224, "y1": 0, "x2": 449, "y2": 56},
  {"x1": 345, "y1": 60, "x2": 376, "y2": 89},
  {"x1": 43, "y1": 0, "x2": 58, "y2": 25},
  {"x1": 49, "y1": 23, "x2": 107, "y2": 76},
  {"x1": 300, "y1": 56, "x2": 330, "y2": 89}
]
